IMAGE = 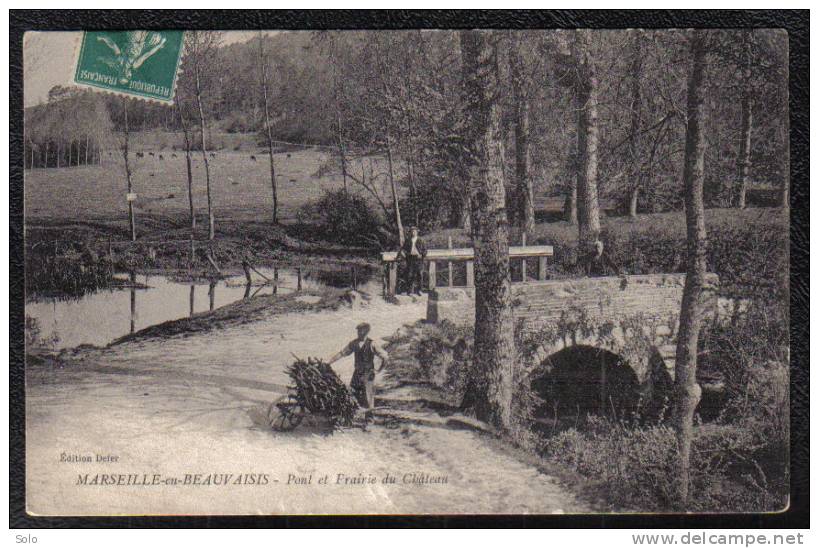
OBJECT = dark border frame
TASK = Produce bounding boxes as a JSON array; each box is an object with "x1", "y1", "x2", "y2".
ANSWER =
[{"x1": 9, "y1": 9, "x2": 809, "y2": 529}]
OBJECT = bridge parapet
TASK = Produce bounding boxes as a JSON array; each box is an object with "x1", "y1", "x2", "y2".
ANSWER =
[
  {"x1": 381, "y1": 244, "x2": 553, "y2": 297},
  {"x1": 428, "y1": 273, "x2": 719, "y2": 383}
]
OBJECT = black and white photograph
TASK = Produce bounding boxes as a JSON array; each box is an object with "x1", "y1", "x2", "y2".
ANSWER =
[{"x1": 10, "y1": 11, "x2": 806, "y2": 524}]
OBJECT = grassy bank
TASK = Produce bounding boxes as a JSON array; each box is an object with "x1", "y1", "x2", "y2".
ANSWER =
[{"x1": 110, "y1": 287, "x2": 353, "y2": 345}]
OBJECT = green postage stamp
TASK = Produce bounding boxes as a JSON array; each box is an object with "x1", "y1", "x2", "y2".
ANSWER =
[{"x1": 73, "y1": 31, "x2": 184, "y2": 103}]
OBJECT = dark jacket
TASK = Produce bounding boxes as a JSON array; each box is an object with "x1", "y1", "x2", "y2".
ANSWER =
[{"x1": 399, "y1": 236, "x2": 427, "y2": 260}]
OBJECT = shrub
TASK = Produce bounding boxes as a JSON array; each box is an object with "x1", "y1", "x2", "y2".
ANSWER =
[
  {"x1": 303, "y1": 189, "x2": 386, "y2": 248},
  {"x1": 25, "y1": 243, "x2": 115, "y2": 300},
  {"x1": 542, "y1": 416, "x2": 787, "y2": 512},
  {"x1": 409, "y1": 320, "x2": 539, "y2": 449},
  {"x1": 414, "y1": 320, "x2": 474, "y2": 396}
]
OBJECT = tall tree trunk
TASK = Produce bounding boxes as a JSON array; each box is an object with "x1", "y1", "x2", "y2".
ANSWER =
[
  {"x1": 574, "y1": 31, "x2": 601, "y2": 243},
  {"x1": 736, "y1": 30, "x2": 753, "y2": 209},
  {"x1": 177, "y1": 103, "x2": 196, "y2": 231},
  {"x1": 56, "y1": 142, "x2": 61, "y2": 168},
  {"x1": 628, "y1": 29, "x2": 644, "y2": 218},
  {"x1": 673, "y1": 29, "x2": 708, "y2": 508},
  {"x1": 510, "y1": 33, "x2": 535, "y2": 236},
  {"x1": 331, "y1": 52, "x2": 349, "y2": 195},
  {"x1": 385, "y1": 134, "x2": 404, "y2": 246},
  {"x1": 564, "y1": 178, "x2": 578, "y2": 224},
  {"x1": 85, "y1": 135, "x2": 89, "y2": 165},
  {"x1": 574, "y1": 30, "x2": 601, "y2": 245},
  {"x1": 122, "y1": 99, "x2": 136, "y2": 242},
  {"x1": 193, "y1": 47, "x2": 215, "y2": 240},
  {"x1": 337, "y1": 109, "x2": 349, "y2": 195},
  {"x1": 258, "y1": 32, "x2": 279, "y2": 224},
  {"x1": 629, "y1": 187, "x2": 640, "y2": 218},
  {"x1": 406, "y1": 157, "x2": 419, "y2": 226},
  {"x1": 44, "y1": 142, "x2": 49, "y2": 169},
  {"x1": 459, "y1": 30, "x2": 516, "y2": 431}
]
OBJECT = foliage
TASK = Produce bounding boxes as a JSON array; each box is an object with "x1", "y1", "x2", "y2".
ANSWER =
[
  {"x1": 407, "y1": 320, "x2": 540, "y2": 450},
  {"x1": 538, "y1": 289, "x2": 789, "y2": 511},
  {"x1": 25, "y1": 242, "x2": 115, "y2": 300},
  {"x1": 26, "y1": 29, "x2": 788, "y2": 224},
  {"x1": 425, "y1": 208, "x2": 787, "y2": 301},
  {"x1": 542, "y1": 415, "x2": 787, "y2": 512},
  {"x1": 300, "y1": 189, "x2": 387, "y2": 249}
]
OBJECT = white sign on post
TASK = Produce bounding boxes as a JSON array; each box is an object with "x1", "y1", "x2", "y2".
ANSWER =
[{"x1": 126, "y1": 193, "x2": 138, "y2": 202}]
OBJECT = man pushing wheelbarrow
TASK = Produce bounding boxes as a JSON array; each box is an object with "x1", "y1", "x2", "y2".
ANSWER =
[
  {"x1": 327, "y1": 322, "x2": 390, "y2": 410},
  {"x1": 268, "y1": 323, "x2": 391, "y2": 432}
]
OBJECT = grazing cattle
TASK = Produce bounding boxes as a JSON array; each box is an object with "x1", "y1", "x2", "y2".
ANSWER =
[
  {"x1": 250, "y1": 155, "x2": 256, "y2": 161},
  {"x1": 150, "y1": 173, "x2": 155, "y2": 177},
  {"x1": 158, "y1": 154, "x2": 164, "y2": 160},
  {"x1": 209, "y1": 152, "x2": 215, "y2": 158},
  {"x1": 286, "y1": 153, "x2": 291, "y2": 158},
  {"x1": 171, "y1": 153, "x2": 177, "y2": 158},
  {"x1": 136, "y1": 152, "x2": 144, "y2": 158},
  {"x1": 148, "y1": 152, "x2": 155, "y2": 157}
]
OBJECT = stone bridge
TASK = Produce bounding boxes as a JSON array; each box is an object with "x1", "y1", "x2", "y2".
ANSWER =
[{"x1": 427, "y1": 273, "x2": 719, "y2": 415}]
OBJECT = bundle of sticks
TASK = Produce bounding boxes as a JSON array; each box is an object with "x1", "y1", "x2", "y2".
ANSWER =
[{"x1": 287, "y1": 357, "x2": 358, "y2": 427}]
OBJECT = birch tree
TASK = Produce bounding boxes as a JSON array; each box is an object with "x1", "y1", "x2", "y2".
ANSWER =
[
  {"x1": 673, "y1": 29, "x2": 709, "y2": 507},
  {"x1": 735, "y1": 30, "x2": 753, "y2": 209},
  {"x1": 509, "y1": 32, "x2": 535, "y2": 236},
  {"x1": 258, "y1": 31, "x2": 279, "y2": 223},
  {"x1": 184, "y1": 31, "x2": 222, "y2": 240},
  {"x1": 574, "y1": 30, "x2": 601, "y2": 246}
]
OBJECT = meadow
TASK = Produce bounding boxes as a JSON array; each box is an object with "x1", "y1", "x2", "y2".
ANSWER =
[{"x1": 24, "y1": 143, "x2": 345, "y2": 223}]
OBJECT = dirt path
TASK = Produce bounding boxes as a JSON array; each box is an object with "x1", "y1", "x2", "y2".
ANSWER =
[{"x1": 26, "y1": 292, "x2": 587, "y2": 515}]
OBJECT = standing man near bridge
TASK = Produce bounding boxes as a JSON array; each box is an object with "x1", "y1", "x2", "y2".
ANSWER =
[{"x1": 398, "y1": 226, "x2": 427, "y2": 295}]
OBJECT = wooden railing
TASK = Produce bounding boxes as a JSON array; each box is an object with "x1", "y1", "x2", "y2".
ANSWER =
[{"x1": 380, "y1": 244, "x2": 554, "y2": 297}]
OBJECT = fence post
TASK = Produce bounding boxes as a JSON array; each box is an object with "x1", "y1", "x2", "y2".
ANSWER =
[
  {"x1": 538, "y1": 256, "x2": 548, "y2": 281},
  {"x1": 465, "y1": 260, "x2": 474, "y2": 287},
  {"x1": 351, "y1": 265, "x2": 357, "y2": 290},
  {"x1": 297, "y1": 267, "x2": 302, "y2": 291},
  {"x1": 428, "y1": 261, "x2": 437, "y2": 289},
  {"x1": 388, "y1": 262, "x2": 397, "y2": 296},
  {"x1": 447, "y1": 235, "x2": 453, "y2": 287}
]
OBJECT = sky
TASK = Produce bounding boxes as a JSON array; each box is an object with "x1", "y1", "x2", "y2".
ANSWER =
[{"x1": 23, "y1": 30, "x2": 273, "y2": 107}]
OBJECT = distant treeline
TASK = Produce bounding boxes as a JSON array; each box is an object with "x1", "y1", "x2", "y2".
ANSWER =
[{"x1": 24, "y1": 30, "x2": 789, "y2": 224}]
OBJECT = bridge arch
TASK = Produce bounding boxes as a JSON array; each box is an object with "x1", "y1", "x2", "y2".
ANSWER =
[{"x1": 531, "y1": 345, "x2": 641, "y2": 420}]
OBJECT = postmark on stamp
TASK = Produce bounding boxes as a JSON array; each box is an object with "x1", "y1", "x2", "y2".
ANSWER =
[{"x1": 73, "y1": 31, "x2": 184, "y2": 103}]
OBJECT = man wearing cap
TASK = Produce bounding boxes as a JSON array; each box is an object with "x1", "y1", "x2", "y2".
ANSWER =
[
  {"x1": 398, "y1": 226, "x2": 427, "y2": 296},
  {"x1": 327, "y1": 322, "x2": 389, "y2": 409}
]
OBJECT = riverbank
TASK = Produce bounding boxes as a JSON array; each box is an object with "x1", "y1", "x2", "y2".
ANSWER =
[{"x1": 26, "y1": 288, "x2": 589, "y2": 515}]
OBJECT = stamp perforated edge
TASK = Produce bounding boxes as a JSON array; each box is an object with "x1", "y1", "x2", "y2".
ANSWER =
[{"x1": 70, "y1": 30, "x2": 186, "y2": 106}]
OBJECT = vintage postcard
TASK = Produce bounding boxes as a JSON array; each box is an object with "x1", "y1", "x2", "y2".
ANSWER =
[{"x1": 22, "y1": 27, "x2": 791, "y2": 516}]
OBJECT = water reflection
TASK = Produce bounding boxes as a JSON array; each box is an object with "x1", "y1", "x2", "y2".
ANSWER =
[
  {"x1": 130, "y1": 271, "x2": 137, "y2": 335},
  {"x1": 25, "y1": 266, "x2": 378, "y2": 350}
]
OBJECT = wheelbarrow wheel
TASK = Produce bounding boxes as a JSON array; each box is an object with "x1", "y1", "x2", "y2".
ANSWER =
[{"x1": 268, "y1": 394, "x2": 305, "y2": 432}]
